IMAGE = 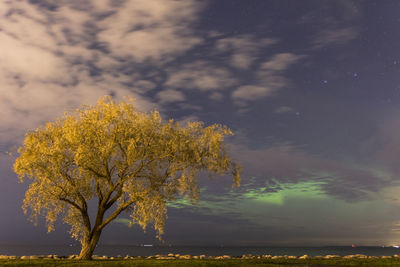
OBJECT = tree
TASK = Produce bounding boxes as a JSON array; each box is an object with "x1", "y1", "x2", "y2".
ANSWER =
[{"x1": 13, "y1": 96, "x2": 241, "y2": 260}]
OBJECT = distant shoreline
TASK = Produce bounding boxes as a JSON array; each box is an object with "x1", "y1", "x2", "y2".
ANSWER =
[{"x1": 0, "y1": 253, "x2": 399, "y2": 260}]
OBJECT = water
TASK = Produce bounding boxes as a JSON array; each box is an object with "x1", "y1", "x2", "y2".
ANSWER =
[{"x1": 0, "y1": 245, "x2": 400, "y2": 257}]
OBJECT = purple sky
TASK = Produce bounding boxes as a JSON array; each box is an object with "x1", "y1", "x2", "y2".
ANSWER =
[{"x1": 1, "y1": 0, "x2": 400, "y2": 246}]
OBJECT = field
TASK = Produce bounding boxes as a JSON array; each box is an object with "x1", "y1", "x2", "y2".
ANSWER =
[{"x1": 1, "y1": 258, "x2": 400, "y2": 267}]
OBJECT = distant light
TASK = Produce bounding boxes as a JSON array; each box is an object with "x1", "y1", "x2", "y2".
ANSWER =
[
  {"x1": 323, "y1": 80, "x2": 328, "y2": 84},
  {"x1": 296, "y1": 112, "x2": 300, "y2": 116},
  {"x1": 353, "y1": 73, "x2": 358, "y2": 77}
]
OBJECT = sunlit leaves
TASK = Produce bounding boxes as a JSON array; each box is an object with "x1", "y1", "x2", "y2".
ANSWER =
[{"x1": 14, "y1": 95, "x2": 241, "y2": 243}]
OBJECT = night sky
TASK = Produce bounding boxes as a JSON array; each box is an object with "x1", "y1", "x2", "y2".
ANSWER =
[{"x1": 1, "y1": 0, "x2": 400, "y2": 247}]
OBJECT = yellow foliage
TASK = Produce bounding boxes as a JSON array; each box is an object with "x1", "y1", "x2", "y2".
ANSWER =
[{"x1": 14, "y1": 96, "x2": 241, "y2": 245}]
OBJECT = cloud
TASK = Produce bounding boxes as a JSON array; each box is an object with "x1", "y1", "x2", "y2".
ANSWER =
[
  {"x1": 232, "y1": 53, "x2": 303, "y2": 106},
  {"x1": 177, "y1": 103, "x2": 202, "y2": 111},
  {"x1": 0, "y1": 33, "x2": 69, "y2": 83},
  {"x1": 232, "y1": 85, "x2": 275, "y2": 102},
  {"x1": 96, "y1": 0, "x2": 204, "y2": 63},
  {"x1": 177, "y1": 115, "x2": 201, "y2": 127},
  {"x1": 0, "y1": 0, "x2": 205, "y2": 144},
  {"x1": 134, "y1": 80, "x2": 157, "y2": 91},
  {"x1": 209, "y1": 92, "x2": 224, "y2": 101},
  {"x1": 165, "y1": 60, "x2": 237, "y2": 91},
  {"x1": 274, "y1": 106, "x2": 294, "y2": 113},
  {"x1": 228, "y1": 143, "x2": 392, "y2": 202},
  {"x1": 216, "y1": 35, "x2": 277, "y2": 69},
  {"x1": 361, "y1": 110, "x2": 400, "y2": 176},
  {"x1": 300, "y1": 1, "x2": 361, "y2": 49},
  {"x1": 156, "y1": 89, "x2": 185, "y2": 104},
  {"x1": 257, "y1": 53, "x2": 303, "y2": 73},
  {"x1": 313, "y1": 27, "x2": 358, "y2": 48}
]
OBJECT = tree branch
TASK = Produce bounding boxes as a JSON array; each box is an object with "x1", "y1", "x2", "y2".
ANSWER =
[
  {"x1": 105, "y1": 184, "x2": 123, "y2": 210},
  {"x1": 96, "y1": 198, "x2": 136, "y2": 231},
  {"x1": 84, "y1": 166, "x2": 107, "y2": 179},
  {"x1": 59, "y1": 197, "x2": 83, "y2": 212}
]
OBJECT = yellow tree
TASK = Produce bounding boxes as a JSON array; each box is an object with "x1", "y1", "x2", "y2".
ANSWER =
[{"x1": 13, "y1": 96, "x2": 241, "y2": 260}]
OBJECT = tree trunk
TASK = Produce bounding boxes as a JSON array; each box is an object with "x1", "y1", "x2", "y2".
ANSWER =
[{"x1": 78, "y1": 230, "x2": 102, "y2": 260}]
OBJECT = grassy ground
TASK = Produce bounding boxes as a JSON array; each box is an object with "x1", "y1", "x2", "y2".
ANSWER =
[{"x1": 1, "y1": 258, "x2": 400, "y2": 267}]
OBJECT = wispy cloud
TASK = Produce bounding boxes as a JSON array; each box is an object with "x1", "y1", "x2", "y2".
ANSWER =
[
  {"x1": 274, "y1": 106, "x2": 294, "y2": 113},
  {"x1": 97, "y1": 0, "x2": 204, "y2": 64},
  {"x1": 313, "y1": 27, "x2": 359, "y2": 49},
  {"x1": 301, "y1": 0, "x2": 361, "y2": 49},
  {"x1": 232, "y1": 85, "x2": 276, "y2": 103},
  {"x1": 0, "y1": 0, "x2": 205, "y2": 144},
  {"x1": 165, "y1": 60, "x2": 237, "y2": 91},
  {"x1": 232, "y1": 53, "x2": 303, "y2": 106},
  {"x1": 216, "y1": 34, "x2": 277, "y2": 69},
  {"x1": 227, "y1": 142, "x2": 393, "y2": 202},
  {"x1": 156, "y1": 89, "x2": 185, "y2": 104}
]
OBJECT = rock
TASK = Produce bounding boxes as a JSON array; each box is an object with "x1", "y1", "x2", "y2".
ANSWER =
[
  {"x1": 199, "y1": 254, "x2": 207, "y2": 259},
  {"x1": 214, "y1": 255, "x2": 231, "y2": 259},
  {"x1": 174, "y1": 254, "x2": 180, "y2": 257},
  {"x1": 8, "y1": 256, "x2": 17, "y2": 259},
  {"x1": 262, "y1": 255, "x2": 272, "y2": 259},
  {"x1": 381, "y1": 255, "x2": 392, "y2": 259},
  {"x1": 272, "y1": 256, "x2": 282, "y2": 259},
  {"x1": 68, "y1": 255, "x2": 78, "y2": 259},
  {"x1": 287, "y1": 256, "x2": 297, "y2": 259},
  {"x1": 324, "y1": 255, "x2": 340, "y2": 259},
  {"x1": 0, "y1": 255, "x2": 9, "y2": 259},
  {"x1": 192, "y1": 256, "x2": 199, "y2": 259},
  {"x1": 298, "y1": 255, "x2": 309, "y2": 259},
  {"x1": 242, "y1": 254, "x2": 255, "y2": 259},
  {"x1": 167, "y1": 253, "x2": 174, "y2": 257},
  {"x1": 344, "y1": 254, "x2": 367, "y2": 259},
  {"x1": 156, "y1": 256, "x2": 175, "y2": 259},
  {"x1": 343, "y1": 254, "x2": 368, "y2": 259},
  {"x1": 20, "y1": 256, "x2": 29, "y2": 260},
  {"x1": 179, "y1": 254, "x2": 192, "y2": 259},
  {"x1": 109, "y1": 257, "x2": 115, "y2": 260},
  {"x1": 393, "y1": 254, "x2": 400, "y2": 258}
]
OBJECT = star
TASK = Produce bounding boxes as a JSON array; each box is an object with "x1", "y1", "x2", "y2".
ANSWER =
[
  {"x1": 353, "y1": 73, "x2": 358, "y2": 77},
  {"x1": 323, "y1": 80, "x2": 328, "y2": 84}
]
